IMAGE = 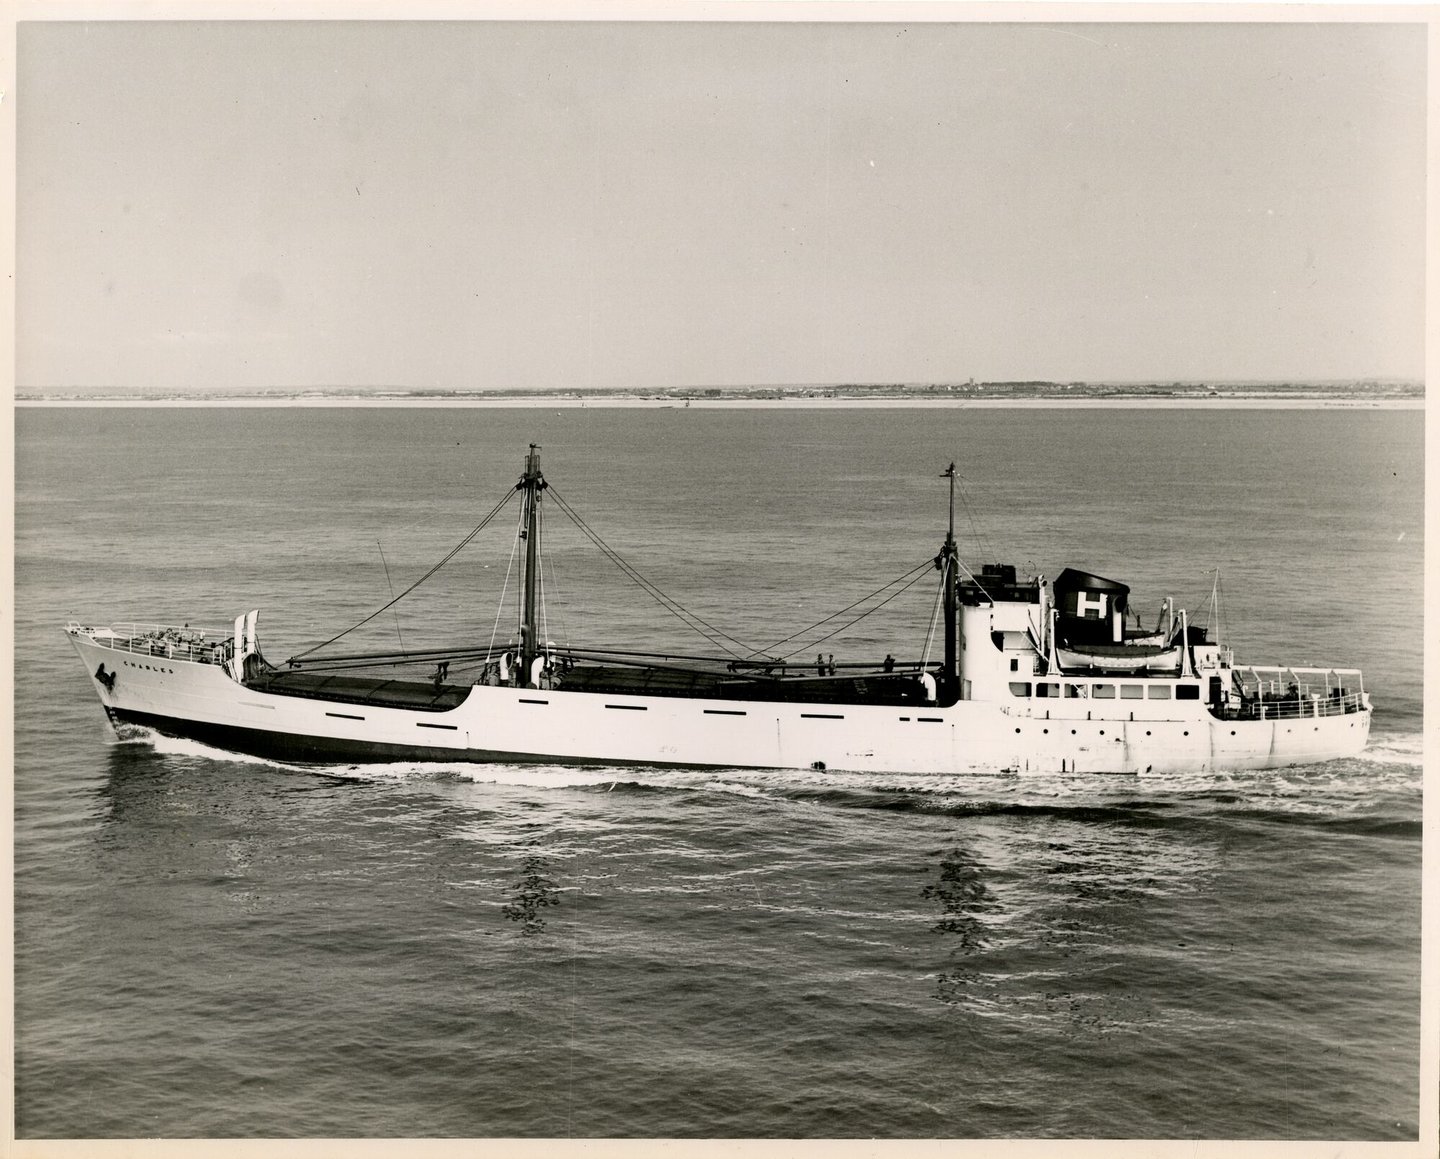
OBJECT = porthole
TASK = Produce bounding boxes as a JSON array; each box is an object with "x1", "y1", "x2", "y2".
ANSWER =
[
  {"x1": 1015, "y1": 727, "x2": 1021, "y2": 734},
  {"x1": 1230, "y1": 730, "x2": 1236, "y2": 736},
  {"x1": 1183, "y1": 731, "x2": 1189, "y2": 736},
  {"x1": 1099, "y1": 729, "x2": 1105, "y2": 735},
  {"x1": 1145, "y1": 730, "x2": 1151, "y2": 736},
  {"x1": 1043, "y1": 728, "x2": 1049, "y2": 734},
  {"x1": 1070, "y1": 729, "x2": 1077, "y2": 735}
]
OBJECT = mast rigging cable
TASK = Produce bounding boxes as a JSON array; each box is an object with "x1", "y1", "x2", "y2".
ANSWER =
[
  {"x1": 289, "y1": 485, "x2": 518, "y2": 663},
  {"x1": 546, "y1": 485, "x2": 758, "y2": 659},
  {"x1": 289, "y1": 470, "x2": 955, "y2": 672}
]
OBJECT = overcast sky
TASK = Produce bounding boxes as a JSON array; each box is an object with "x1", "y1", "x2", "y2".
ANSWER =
[{"x1": 16, "y1": 18, "x2": 1427, "y2": 391}]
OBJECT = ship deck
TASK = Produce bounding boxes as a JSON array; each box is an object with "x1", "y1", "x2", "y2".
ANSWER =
[
  {"x1": 248, "y1": 670, "x2": 470, "y2": 712},
  {"x1": 244, "y1": 664, "x2": 930, "y2": 710},
  {"x1": 556, "y1": 665, "x2": 925, "y2": 705}
]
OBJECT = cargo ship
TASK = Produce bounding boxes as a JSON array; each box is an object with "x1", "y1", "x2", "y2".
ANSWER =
[{"x1": 68, "y1": 446, "x2": 1371, "y2": 775}]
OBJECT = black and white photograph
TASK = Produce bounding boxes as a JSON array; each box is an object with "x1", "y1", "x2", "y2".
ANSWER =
[{"x1": 11, "y1": 4, "x2": 1431, "y2": 1150}]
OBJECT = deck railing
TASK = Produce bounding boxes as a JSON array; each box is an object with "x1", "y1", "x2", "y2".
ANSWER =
[
  {"x1": 1224, "y1": 690, "x2": 1366, "y2": 721},
  {"x1": 1214, "y1": 663, "x2": 1367, "y2": 721},
  {"x1": 68, "y1": 622, "x2": 231, "y2": 666}
]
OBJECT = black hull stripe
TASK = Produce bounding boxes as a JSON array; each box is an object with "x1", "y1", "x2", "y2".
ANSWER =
[{"x1": 110, "y1": 709, "x2": 737, "y2": 770}]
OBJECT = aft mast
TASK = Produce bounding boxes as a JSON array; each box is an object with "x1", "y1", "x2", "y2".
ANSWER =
[{"x1": 517, "y1": 444, "x2": 546, "y2": 687}]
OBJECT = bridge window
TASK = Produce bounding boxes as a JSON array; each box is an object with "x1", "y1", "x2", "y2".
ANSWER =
[
  {"x1": 1147, "y1": 686, "x2": 1171, "y2": 700},
  {"x1": 1035, "y1": 682, "x2": 1060, "y2": 698},
  {"x1": 1065, "y1": 684, "x2": 1086, "y2": 698},
  {"x1": 1009, "y1": 682, "x2": 1031, "y2": 697},
  {"x1": 1121, "y1": 684, "x2": 1144, "y2": 699},
  {"x1": 1093, "y1": 684, "x2": 1116, "y2": 699},
  {"x1": 1176, "y1": 684, "x2": 1200, "y2": 700}
]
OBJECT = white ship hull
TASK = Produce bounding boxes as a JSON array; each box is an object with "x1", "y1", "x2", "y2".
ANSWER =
[{"x1": 69, "y1": 630, "x2": 1372, "y2": 776}]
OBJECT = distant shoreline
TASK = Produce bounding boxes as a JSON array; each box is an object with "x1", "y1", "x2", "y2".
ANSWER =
[{"x1": 14, "y1": 396, "x2": 1424, "y2": 410}]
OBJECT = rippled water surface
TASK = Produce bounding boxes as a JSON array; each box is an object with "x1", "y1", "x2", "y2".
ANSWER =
[{"x1": 15, "y1": 406, "x2": 1423, "y2": 1138}]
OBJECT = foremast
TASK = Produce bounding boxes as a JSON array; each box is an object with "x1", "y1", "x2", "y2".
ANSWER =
[
  {"x1": 517, "y1": 444, "x2": 546, "y2": 687},
  {"x1": 939, "y1": 462, "x2": 960, "y2": 703}
]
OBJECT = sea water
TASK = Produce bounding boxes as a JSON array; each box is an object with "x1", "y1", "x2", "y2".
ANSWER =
[{"x1": 14, "y1": 405, "x2": 1423, "y2": 1138}]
